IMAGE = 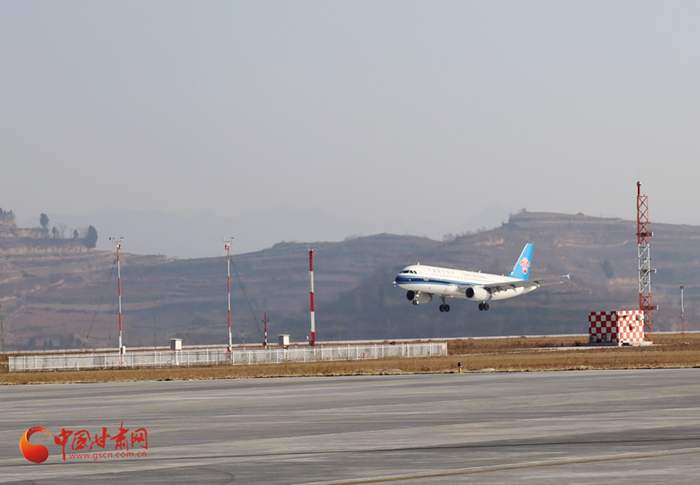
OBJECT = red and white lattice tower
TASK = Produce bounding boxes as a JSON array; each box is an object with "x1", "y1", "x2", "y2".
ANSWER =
[
  {"x1": 637, "y1": 182, "x2": 656, "y2": 341},
  {"x1": 309, "y1": 248, "x2": 316, "y2": 347}
]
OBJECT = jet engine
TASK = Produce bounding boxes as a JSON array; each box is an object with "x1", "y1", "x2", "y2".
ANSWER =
[
  {"x1": 465, "y1": 286, "x2": 492, "y2": 301},
  {"x1": 407, "y1": 290, "x2": 432, "y2": 305}
]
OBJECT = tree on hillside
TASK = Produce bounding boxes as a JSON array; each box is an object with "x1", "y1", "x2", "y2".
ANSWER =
[
  {"x1": 52, "y1": 226, "x2": 58, "y2": 238},
  {"x1": 40, "y1": 213, "x2": 49, "y2": 233},
  {"x1": 0, "y1": 207, "x2": 15, "y2": 223},
  {"x1": 73, "y1": 229, "x2": 79, "y2": 239},
  {"x1": 84, "y1": 225, "x2": 98, "y2": 249},
  {"x1": 57, "y1": 223, "x2": 68, "y2": 238}
]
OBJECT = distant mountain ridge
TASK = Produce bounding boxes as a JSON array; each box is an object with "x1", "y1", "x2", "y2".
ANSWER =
[{"x1": 20, "y1": 205, "x2": 516, "y2": 258}]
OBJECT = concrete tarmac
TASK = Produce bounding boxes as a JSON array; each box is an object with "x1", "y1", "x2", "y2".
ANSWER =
[{"x1": 2, "y1": 369, "x2": 700, "y2": 484}]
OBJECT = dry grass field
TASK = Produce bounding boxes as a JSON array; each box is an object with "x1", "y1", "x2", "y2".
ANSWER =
[{"x1": 2, "y1": 333, "x2": 700, "y2": 385}]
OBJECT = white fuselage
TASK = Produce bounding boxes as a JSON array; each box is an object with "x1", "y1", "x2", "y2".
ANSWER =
[{"x1": 394, "y1": 264, "x2": 535, "y2": 301}]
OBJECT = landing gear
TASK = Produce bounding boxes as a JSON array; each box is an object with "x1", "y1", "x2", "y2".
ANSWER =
[
  {"x1": 478, "y1": 302, "x2": 490, "y2": 311},
  {"x1": 439, "y1": 297, "x2": 450, "y2": 313},
  {"x1": 412, "y1": 300, "x2": 419, "y2": 306}
]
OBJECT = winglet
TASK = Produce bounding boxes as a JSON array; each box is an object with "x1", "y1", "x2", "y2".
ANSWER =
[{"x1": 508, "y1": 243, "x2": 534, "y2": 281}]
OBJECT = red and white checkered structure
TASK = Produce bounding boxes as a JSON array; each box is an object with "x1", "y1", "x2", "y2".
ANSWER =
[{"x1": 589, "y1": 310, "x2": 645, "y2": 344}]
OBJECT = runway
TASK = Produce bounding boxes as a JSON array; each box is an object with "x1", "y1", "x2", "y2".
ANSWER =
[{"x1": 2, "y1": 369, "x2": 700, "y2": 484}]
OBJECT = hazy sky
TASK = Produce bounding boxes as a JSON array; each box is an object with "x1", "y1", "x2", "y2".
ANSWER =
[{"x1": 2, "y1": 1, "x2": 700, "y2": 229}]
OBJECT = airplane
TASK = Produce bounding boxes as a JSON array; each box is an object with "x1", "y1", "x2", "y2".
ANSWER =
[{"x1": 393, "y1": 243, "x2": 569, "y2": 312}]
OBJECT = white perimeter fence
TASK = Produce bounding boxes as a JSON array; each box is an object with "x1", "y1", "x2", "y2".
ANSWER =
[{"x1": 9, "y1": 342, "x2": 448, "y2": 372}]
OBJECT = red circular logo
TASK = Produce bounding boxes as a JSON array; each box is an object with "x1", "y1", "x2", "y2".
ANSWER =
[{"x1": 19, "y1": 427, "x2": 52, "y2": 464}]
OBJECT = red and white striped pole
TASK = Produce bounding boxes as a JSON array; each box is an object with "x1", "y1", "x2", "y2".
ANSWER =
[
  {"x1": 309, "y1": 248, "x2": 316, "y2": 347},
  {"x1": 224, "y1": 238, "x2": 233, "y2": 359},
  {"x1": 681, "y1": 286, "x2": 686, "y2": 344},
  {"x1": 111, "y1": 237, "x2": 124, "y2": 365},
  {"x1": 263, "y1": 312, "x2": 268, "y2": 348}
]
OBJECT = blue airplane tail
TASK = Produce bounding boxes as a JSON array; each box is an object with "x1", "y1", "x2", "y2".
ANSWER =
[{"x1": 508, "y1": 243, "x2": 534, "y2": 280}]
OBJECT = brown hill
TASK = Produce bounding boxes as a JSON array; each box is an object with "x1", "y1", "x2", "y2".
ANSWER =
[
  {"x1": 0, "y1": 211, "x2": 697, "y2": 349},
  {"x1": 0, "y1": 233, "x2": 439, "y2": 349},
  {"x1": 329, "y1": 211, "x2": 697, "y2": 339}
]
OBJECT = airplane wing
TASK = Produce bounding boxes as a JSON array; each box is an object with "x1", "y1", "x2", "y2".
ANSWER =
[{"x1": 462, "y1": 274, "x2": 571, "y2": 294}]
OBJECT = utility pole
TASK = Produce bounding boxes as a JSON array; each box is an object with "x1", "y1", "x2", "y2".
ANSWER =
[
  {"x1": 223, "y1": 238, "x2": 234, "y2": 360},
  {"x1": 110, "y1": 237, "x2": 124, "y2": 364}
]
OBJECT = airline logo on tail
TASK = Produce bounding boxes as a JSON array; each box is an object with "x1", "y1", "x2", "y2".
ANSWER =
[{"x1": 508, "y1": 243, "x2": 534, "y2": 280}]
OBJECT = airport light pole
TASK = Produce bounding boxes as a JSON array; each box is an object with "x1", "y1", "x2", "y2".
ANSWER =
[
  {"x1": 223, "y1": 238, "x2": 234, "y2": 360},
  {"x1": 110, "y1": 237, "x2": 124, "y2": 364}
]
